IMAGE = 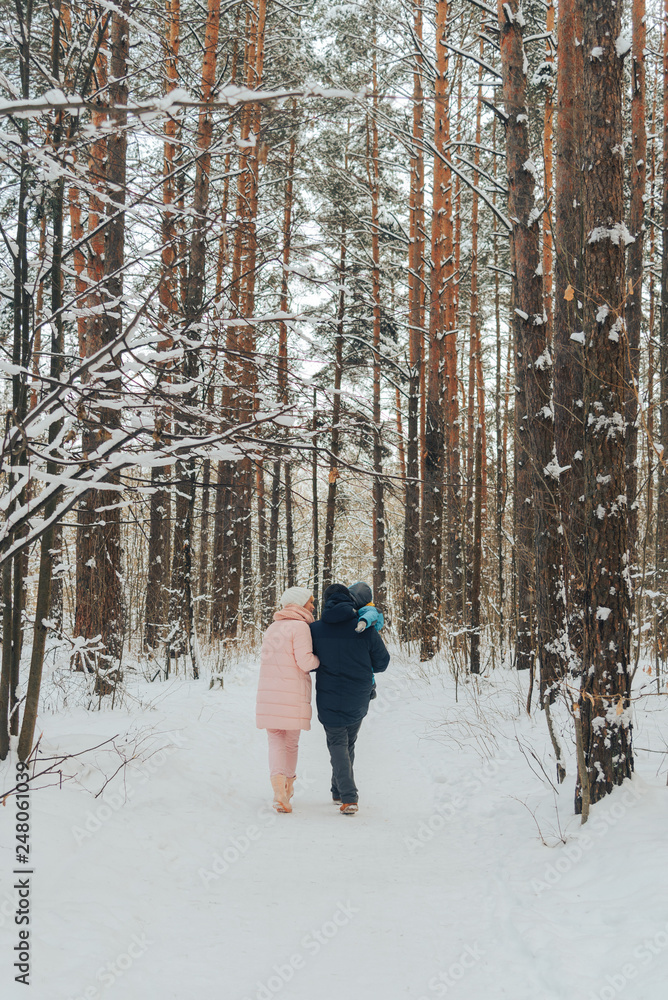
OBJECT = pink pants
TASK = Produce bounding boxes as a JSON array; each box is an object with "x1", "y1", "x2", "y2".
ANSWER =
[{"x1": 267, "y1": 729, "x2": 300, "y2": 779}]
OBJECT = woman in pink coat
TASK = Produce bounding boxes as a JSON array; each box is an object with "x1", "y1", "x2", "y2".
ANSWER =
[{"x1": 256, "y1": 586, "x2": 319, "y2": 813}]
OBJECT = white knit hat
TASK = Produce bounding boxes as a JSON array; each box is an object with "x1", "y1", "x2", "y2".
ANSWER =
[{"x1": 279, "y1": 586, "x2": 312, "y2": 608}]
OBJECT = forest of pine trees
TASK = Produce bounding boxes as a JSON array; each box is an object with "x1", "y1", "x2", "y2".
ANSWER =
[{"x1": 0, "y1": 0, "x2": 666, "y2": 818}]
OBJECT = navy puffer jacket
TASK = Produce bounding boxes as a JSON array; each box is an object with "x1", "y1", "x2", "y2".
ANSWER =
[{"x1": 310, "y1": 584, "x2": 390, "y2": 727}]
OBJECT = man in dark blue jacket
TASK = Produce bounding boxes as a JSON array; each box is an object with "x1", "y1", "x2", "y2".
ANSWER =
[{"x1": 310, "y1": 583, "x2": 390, "y2": 814}]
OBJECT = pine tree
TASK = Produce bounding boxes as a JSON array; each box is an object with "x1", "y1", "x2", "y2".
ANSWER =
[{"x1": 576, "y1": 0, "x2": 633, "y2": 815}]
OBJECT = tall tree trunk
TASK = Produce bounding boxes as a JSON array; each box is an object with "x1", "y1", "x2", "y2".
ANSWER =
[
  {"x1": 403, "y1": 0, "x2": 424, "y2": 641},
  {"x1": 198, "y1": 450, "x2": 212, "y2": 631},
  {"x1": 284, "y1": 464, "x2": 296, "y2": 588},
  {"x1": 553, "y1": 0, "x2": 585, "y2": 664},
  {"x1": 212, "y1": 21, "x2": 253, "y2": 642},
  {"x1": 493, "y1": 117, "x2": 505, "y2": 658},
  {"x1": 256, "y1": 463, "x2": 269, "y2": 620},
  {"x1": 421, "y1": 0, "x2": 449, "y2": 660},
  {"x1": 577, "y1": 0, "x2": 633, "y2": 814},
  {"x1": 657, "y1": 0, "x2": 668, "y2": 651},
  {"x1": 499, "y1": 3, "x2": 565, "y2": 704},
  {"x1": 145, "y1": 456, "x2": 171, "y2": 652},
  {"x1": 647, "y1": 75, "x2": 658, "y2": 559},
  {"x1": 68, "y1": 166, "x2": 87, "y2": 356},
  {"x1": 145, "y1": 0, "x2": 179, "y2": 652},
  {"x1": 368, "y1": 42, "x2": 386, "y2": 611},
  {"x1": 312, "y1": 391, "x2": 320, "y2": 609},
  {"x1": 502, "y1": 321, "x2": 513, "y2": 647},
  {"x1": 542, "y1": 2, "x2": 555, "y2": 340},
  {"x1": 18, "y1": 2, "x2": 66, "y2": 758},
  {"x1": 267, "y1": 461, "x2": 281, "y2": 614},
  {"x1": 467, "y1": 48, "x2": 485, "y2": 668},
  {"x1": 243, "y1": 0, "x2": 267, "y2": 627},
  {"x1": 0, "y1": 557, "x2": 12, "y2": 758},
  {"x1": 65, "y1": 129, "x2": 88, "y2": 644},
  {"x1": 224, "y1": 0, "x2": 266, "y2": 635},
  {"x1": 168, "y1": 0, "x2": 221, "y2": 675},
  {"x1": 465, "y1": 301, "x2": 475, "y2": 634},
  {"x1": 444, "y1": 55, "x2": 462, "y2": 631},
  {"x1": 75, "y1": 25, "x2": 107, "y2": 668},
  {"x1": 211, "y1": 461, "x2": 238, "y2": 640},
  {"x1": 100, "y1": 0, "x2": 130, "y2": 685},
  {"x1": 1, "y1": 0, "x2": 33, "y2": 755},
  {"x1": 626, "y1": 0, "x2": 646, "y2": 580},
  {"x1": 75, "y1": 7, "x2": 127, "y2": 691},
  {"x1": 395, "y1": 385, "x2": 406, "y2": 478},
  {"x1": 500, "y1": 0, "x2": 563, "y2": 699},
  {"x1": 499, "y1": 1, "x2": 533, "y2": 672},
  {"x1": 274, "y1": 126, "x2": 298, "y2": 602},
  {"x1": 210, "y1": 9, "x2": 250, "y2": 643},
  {"x1": 322, "y1": 229, "x2": 346, "y2": 592},
  {"x1": 470, "y1": 424, "x2": 483, "y2": 674}
]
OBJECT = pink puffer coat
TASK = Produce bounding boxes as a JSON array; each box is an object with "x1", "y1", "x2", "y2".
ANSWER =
[{"x1": 256, "y1": 605, "x2": 319, "y2": 730}]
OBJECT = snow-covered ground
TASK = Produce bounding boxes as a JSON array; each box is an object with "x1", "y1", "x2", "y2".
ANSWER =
[{"x1": 2, "y1": 648, "x2": 668, "y2": 1000}]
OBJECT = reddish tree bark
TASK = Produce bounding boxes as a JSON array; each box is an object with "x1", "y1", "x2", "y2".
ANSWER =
[{"x1": 75, "y1": 10, "x2": 127, "y2": 688}]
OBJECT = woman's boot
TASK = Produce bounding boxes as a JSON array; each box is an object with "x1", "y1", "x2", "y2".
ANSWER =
[
  {"x1": 286, "y1": 776, "x2": 295, "y2": 801},
  {"x1": 270, "y1": 774, "x2": 291, "y2": 813}
]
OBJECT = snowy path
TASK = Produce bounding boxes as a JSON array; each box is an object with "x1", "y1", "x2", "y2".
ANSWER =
[{"x1": 2, "y1": 651, "x2": 668, "y2": 1000}]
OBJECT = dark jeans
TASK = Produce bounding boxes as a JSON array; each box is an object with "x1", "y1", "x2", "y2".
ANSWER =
[{"x1": 324, "y1": 721, "x2": 363, "y2": 804}]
